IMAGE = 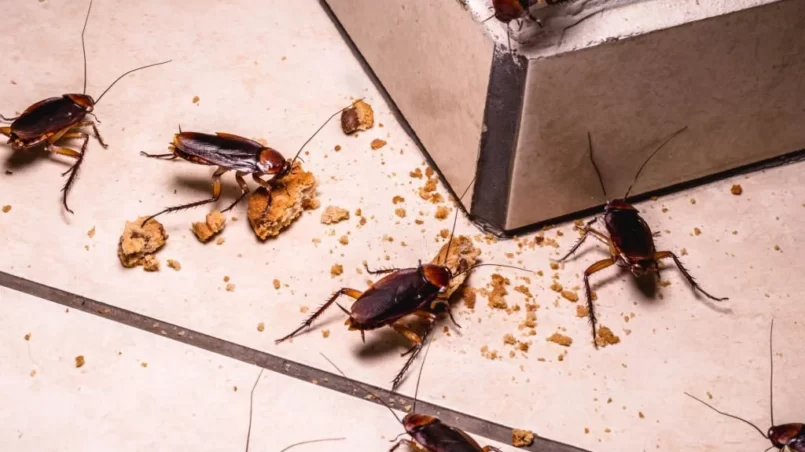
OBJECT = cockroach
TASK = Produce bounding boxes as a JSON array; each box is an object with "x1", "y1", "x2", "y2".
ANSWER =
[
  {"x1": 485, "y1": 0, "x2": 572, "y2": 50},
  {"x1": 685, "y1": 319, "x2": 804, "y2": 451},
  {"x1": 276, "y1": 181, "x2": 531, "y2": 389},
  {"x1": 0, "y1": 0, "x2": 171, "y2": 213},
  {"x1": 244, "y1": 369, "x2": 345, "y2": 452},
  {"x1": 322, "y1": 343, "x2": 504, "y2": 452},
  {"x1": 555, "y1": 126, "x2": 728, "y2": 347},
  {"x1": 140, "y1": 99, "x2": 360, "y2": 226}
]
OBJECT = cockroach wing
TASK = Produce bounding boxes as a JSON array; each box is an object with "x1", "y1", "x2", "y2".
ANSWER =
[
  {"x1": 215, "y1": 132, "x2": 265, "y2": 148},
  {"x1": 173, "y1": 132, "x2": 262, "y2": 172},
  {"x1": 10, "y1": 96, "x2": 86, "y2": 141},
  {"x1": 604, "y1": 210, "x2": 656, "y2": 259},
  {"x1": 411, "y1": 420, "x2": 486, "y2": 452},
  {"x1": 350, "y1": 269, "x2": 438, "y2": 327}
]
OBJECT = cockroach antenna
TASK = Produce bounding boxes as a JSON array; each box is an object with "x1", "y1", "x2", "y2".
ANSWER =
[
  {"x1": 683, "y1": 393, "x2": 769, "y2": 440},
  {"x1": 622, "y1": 126, "x2": 688, "y2": 200},
  {"x1": 769, "y1": 318, "x2": 775, "y2": 427},
  {"x1": 245, "y1": 369, "x2": 264, "y2": 452},
  {"x1": 587, "y1": 131, "x2": 608, "y2": 198},
  {"x1": 279, "y1": 438, "x2": 346, "y2": 452},
  {"x1": 287, "y1": 98, "x2": 366, "y2": 171},
  {"x1": 443, "y1": 176, "x2": 477, "y2": 267},
  {"x1": 94, "y1": 60, "x2": 172, "y2": 105},
  {"x1": 410, "y1": 335, "x2": 435, "y2": 415},
  {"x1": 81, "y1": 0, "x2": 93, "y2": 95},
  {"x1": 451, "y1": 263, "x2": 532, "y2": 280}
]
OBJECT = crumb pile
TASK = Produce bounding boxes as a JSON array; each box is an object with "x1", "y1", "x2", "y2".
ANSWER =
[
  {"x1": 247, "y1": 162, "x2": 318, "y2": 240},
  {"x1": 192, "y1": 211, "x2": 226, "y2": 242}
]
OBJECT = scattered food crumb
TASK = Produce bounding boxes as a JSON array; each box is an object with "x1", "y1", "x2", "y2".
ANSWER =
[
  {"x1": 512, "y1": 429, "x2": 535, "y2": 447},
  {"x1": 434, "y1": 206, "x2": 450, "y2": 220},
  {"x1": 334, "y1": 145, "x2": 341, "y2": 152},
  {"x1": 639, "y1": 412, "x2": 645, "y2": 419},
  {"x1": 561, "y1": 290, "x2": 579, "y2": 302},
  {"x1": 30, "y1": 370, "x2": 36, "y2": 377},
  {"x1": 192, "y1": 211, "x2": 226, "y2": 243},
  {"x1": 392, "y1": 196, "x2": 405, "y2": 204},
  {"x1": 395, "y1": 208, "x2": 406, "y2": 218},
  {"x1": 409, "y1": 168, "x2": 423, "y2": 179},
  {"x1": 550, "y1": 282, "x2": 563, "y2": 292},
  {"x1": 549, "y1": 262, "x2": 560, "y2": 270},
  {"x1": 225, "y1": 283, "x2": 235, "y2": 292},
  {"x1": 216, "y1": 237, "x2": 225, "y2": 245},
  {"x1": 192, "y1": 95, "x2": 199, "y2": 104},
  {"x1": 321, "y1": 206, "x2": 350, "y2": 224},
  {"x1": 24, "y1": 333, "x2": 31, "y2": 341},
  {"x1": 2, "y1": 205, "x2": 11, "y2": 213},
  {"x1": 370, "y1": 139, "x2": 387, "y2": 150},
  {"x1": 118, "y1": 217, "x2": 168, "y2": 270},
  {"x1": 690, "y1": 198, "x2": 696, "y2": 205},
  {"x1": 503, "y1": 334, "x2": 517, "y2": 345},
  {"x1": 224, "y1": 276, "x2": 230, "y2": 282},
  {"x1": 341, "y1": 100, "x2": 374, "y2": 134},
  {"x1": 167, "y1": 259, "x2": 181, "y2": 271},
  {"x1": 87, "y1": 227, "x2": 96, "y2": 238},
  {"x1": 339, "y1": 235, "x2": 349, "y2": 245},
  {"x1": 576, "y1": 305, "x2": 589, "y2": 318},
  {"x1": 75, "y1": 355, "x2": 85, "y2": 368},
  {"x1": 322, "y1": 329, "x2": 331, "y2": 338},
  {"x1": 141, "y1": 362, "x2": 148, "y2": 368},
  {"x1": 584, "y1": 428, "x2": 590, "y2": 434},
  {"x1": 480, "y1": 345, "x2": 500, "y2": 360},
  {"x1": 547, "y1": 333, "x2": 573, "y2": 347},
  {"x1": 486, "y1": 274, "x2": 510, "y2": 309},
  {"x1": 331, "y1": 264, "x2": 344, "y2": 277},
  {"x1": 595, "y1": 326, "x2": 621, "y2": 347},
  {"x1": 273, "y1": 279, "x2": 281, "y2": 289},
  {"x1": 731, "y1": 184, "x2": 743, "y2": 195},
  {"x1": 248, "y1": 162, "x2": 318, "y2": 239},
  {"x1": 693, "y1": 227, "x2": 702, "y2": 236},
  {"x1": 300, "y1": 306, "x2": 310, "y2": 313},
  {"x1": 257, "y1": 322, "x2": 265, "y2": 332},
  {"x1": 774, "y1": 244, "x2": 781, "y2": 251},
  {"x1": 681, "y1": 248, "x2": 688, "y2": 256}
]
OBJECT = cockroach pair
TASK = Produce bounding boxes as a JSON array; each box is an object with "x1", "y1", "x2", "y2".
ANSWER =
[
  {"x1": 140, "y1": 100, "x2": 361, "y2": 226},
  {"x1": 245, "y1": 369, "x2": 345, "y2": 452},
  {"x1": 555, "y1": 127, "x2": 728, "y2": 347},
  {"x1": 0, "y1": 0, "x2": 170, "y2": 213},
  {"x1": 276, "y1": 182, "x2": 530, "y2": 389},
  {"x1": 323, "y1": 342, "x2": 504, "y2": 452},
  {"x1": 685, "y1": 320, "x2": 804, "y2": 451}
]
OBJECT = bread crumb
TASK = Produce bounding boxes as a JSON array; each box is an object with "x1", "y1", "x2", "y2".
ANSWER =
[
  {"x1": 503, "y1": 334, "x2": 517, "y2": 345},
  {"x1": 29, "y1": 369, "x2": 36, "y2": 377},
  {"x1": 273, "y1": 279, "x2": 281, "y2": 290},
  {"x1": 334, "y1": 145, "x2": 341, "y2": 151},
  {"x1": 392, "y1": 196, "x2": 405, "y2": 204},
  {"x1": 425, "y1": 168, "x2": 434, "y2": 178},
  {"x1": 321, "y1": 206, "x2": 350, "y2": 224},
  {"x1": 486, "y1": 274, "x2": 510, "y2": 309},
  {"x1": 118, "y1": 217, "x2": 168, "y2": 270},
  {"x1": 192, "y1": 211, "x2": 226, "y2": 242},
  {"x1": 561, "y1": 290, "x2": 579, "y2": 302},
  {"x1": 731, "y1": 184, "x2": 743, "y2": 195},
  {"x1": 549, "y1": 282, "x2": 563, "y2": 292},
  {"x1": 410, "y1": 168, "x2": 423, "y2": 179},
  {"x1": 331, "y1": 264, "x2": 344, "y2": 277},
  {"x1": 690, "y1": 198, "x2": 696, "y2": 205},
  {"x1": 216, "y1": 237, "x2": 225, "y2": 245},
  {"x1": 693, "y1": 227, "x2": 702, "y2": 236},
  {"x1": 2, "y1": 205, "x2": 10, "y2": 213},
  {"x1": 167, "y1": 259, "x2": 181, "y2": 271},
  {"x1": 576, "y1": 305, "x2": 589, "y2": 318},
  {"x1": 595, "y1": 326, "x2": 621, "y2": 347},
  {"x1": 480, "y1": 345, "x2": 500, "y2": 360},
  {"x1": 224, "y1": 276, "x2": 230, "y2": 282},
  {"x1": 257, "y1": 322, "x2": 265, "y2": 332},
  {"x1": 247, "y1": 163, "x2": 318, "y2": 239},
  {"x1": 549, "y1": 262, "x2": 560, "y2": 270},
  {"x1": 514, "y1": 285, "x2": 532, "y2": 298},
  {"x1": 462, "y1": 287, "x2": 477, "y2": 309},
  {"x1": 192, "y1": 95, "x2": 199, "y2": 104},
  {"x1": 435, "y1": 206, "x2": 450, "y2": 220},
  {"x1": 322, "y1": 329, "x2": 330, "y2": 338},
  {"x1": 341, "y1": 100, "x2": 374, "y2": 134},
  {"x1": 141, "y1": 362, "x2": 148, "y2": 368},
  {"x1": 681, "y1": 248, "x2": 688, "y2": 256},
  {"x1": 75, "y1": 355, "x2": 85, "y2": 368},
  {"x1": 226, "y1": 283, "x2": 235, "y2": 292},
  {"x1": 639, "y1": 411, "x2": 645, "y2": 419},
  {"x1": 24, "y1": 333, "x2": 31, "y2": 341},
  {"x1": 87, "y1": 227, "x2": 96, "y2": 238},
  {"x1": 395, "y1": 208, "x2": 406, "y2": 218},
  {"x1": 300, "y1": 306, "x2": 310, "y2": 313},
  {"x1": 370, "y1": 139, "x2": 387, "y2": 150},
  {"x1": 547, "y1": 332, "x2": 573, "y2": 347},
  {"x1": 584, "y1": 428, "x2": 590, "y2": 434},
  {"x1": 512, "y1": 429, "x2": 535, "y2": 447}
]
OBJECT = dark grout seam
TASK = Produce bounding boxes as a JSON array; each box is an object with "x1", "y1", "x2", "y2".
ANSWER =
[{"x1": 0, "y1": 271, "x2": 590, "y2": 452}]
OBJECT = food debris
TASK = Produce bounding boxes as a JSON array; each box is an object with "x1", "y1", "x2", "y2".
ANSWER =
[
  {"x1": 503, "y1": 334, "x2": 517, "y2": 345},
  {"x1": 191, "y1": 210, "x2": 226, "y2": 243},
  {"x1": 224, "y1": 276, "x2": 230, "y2": 282},
  {"x1": 341, "y1": 100, "x2": 374, "y2": 134},
  {"x1": 576, "y1": 305, "x2": 589, "y2": 318},
  {"x1": 216, "y1": 237, "x2": 225, "y2": 245},
  {"x1": 693, "y1": 227, "x2": 702, "y2": 236},
  {"x1": 547, "y1": 333, "x2": 573, "y2": 347},
  {"x1": 549, "y1": 282, "x2": 563, "y2": 292},
  {"x1": 248, "y1": 162, "x2": 318, "y2": 240},
  {"x1": 395, "y1": 208, "x2": 407, "y2": 218},
  {"x1": 434, "y1": 206, "x2": 450, "y2": 220},
  {"x1": 392, "y1": 196, "x2": 405, "y2": 204},
  {"x1": 690, "y1": 198, "x2": 696, "y2": 205},
  {"x1": 321, "y1": 206, "x2": 350, "y2": 224},
  {"x1": 430, "y1": 236, "x2": 480, "y2": 300},
  {"x1": 731, "y1": 184, "x2": 743, "y2": 195},
  {"x1": 300, "y1": 306, "x2": 310, "y2": 313},
  {"x1": 480, "y1": 345, "x2": 500, "y2": 360},
  {"x1": 166, "y1": 259, "x2": 182, "y2": 271},
  {"x1": 595, "y1": 326, "x2": 621, "y2": 347},
  {"x1": 2, "y1": 205, "x2": 10, "y2": 213},
  {"x1": 512, "y1": 429, "x2": 535, "y2": 447},
  {"x1": 257, "y1": 322, "x2": 265, "y2": 332},
  {"x1": 225, "y1": 283, "x2": 235, "y2": 292},
  {"x1": 561, "y1": 290, "x2": 579, "y2": 302},
  {"x1": 338, "y1": 235, "x2": 349, "y2": 245},
  {"x1": 192, "y1": 95, "x2": 200, "y2": 104},
  {"x1": 24, "y1": 333, "x2": 31, "y2": 341},
  {"x1": 273, "y1": 279, "x2": 281, "y2": 289},
  {"x1": 409, "y1": 168, "x2": 423, "y2": 179},
  {"x1": 118, "y1": 217, "x2": 168, "y2": 271},
  {"x1": 370, "y1": 139, "x2": 387, "y2": 150},
  {"x1": 461, "y1": 287, "x2": 477, "y2": 309},
  {"x1": 87, "y1": 227, "x2": 96, "y2": 238},
  {"x1": 639, "y1": 411, "x2": 645, "y2": 419},
  {"x1": 486, "y1": 274, "x2": 510, "y2": 309},
  {"x1": 322, "y1": 329, "x2": 331, "y2": 338},
  {"x1": 681, "y1": 248, "x2": 688, "y2": 256},
  {"x1": 75, "y1": 355, "x2": 85, "y2": 368},
  {"x1": 331, "y1": 264, "x2": 344, "y2": 277},
  {"x1": 30, "y1": 370, "x2": 36, "y2": 377},
  {"x1": 334, "y1": 145, "x2": 342, "y2": 152},
  {"x1": 141, "y1": 362, "x2": 148, "y2": 368}
]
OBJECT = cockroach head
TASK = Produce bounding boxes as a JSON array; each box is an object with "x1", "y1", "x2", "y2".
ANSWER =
[
  {"x1": 629, "y1": 258, "x2": 657, "y2": 277},
  {"x1": 401, "y1": 413, "x2": 437, "y2": 434},
  {"x1": 768, "y1": 424, "x2": 802, "y2": 449},
  {"x1": 420, "y1": 264, "x2": 451, "y2": 291},
  {"x1": 65, "y1": 94, "x2": 95, "y2": 112},
  {"x1": 605, "y1": 199, "x2": 638, "y2": 212},
  {"x1": 492, "y1": 0, "x2": 527, "y2": 22},
  {"x1": 257, "y1": 147, "x2": 289, "y2": 175}
]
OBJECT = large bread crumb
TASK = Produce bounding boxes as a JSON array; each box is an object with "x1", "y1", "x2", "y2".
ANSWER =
[
  {"x1": 547, "y1": 332, "x2": 573, "y2": 347},
  {"x1": 321, "y1": 206, "x2": 350, "y2": 224},
  {"x1": 192, "y1": 211, "x2": 226, "y2": 242},
  {"x1": 341, "y1": 100, "x2": 374, "y2": 134},
  {"x1": 429, "y1": 235, "x2": 481, "y2": 300},
  {"x1": 247, "y1": 162, "x2": 317, "y2": 240},
  {"x1": 596, "y1": 326, "x2": 621, "y2": 347},
  {"x1": 118, "y1": 217, "x2": 168, "y2": 271},
  {"x1": 512, "y1": 429, "x2": 535, "y2": 447}
]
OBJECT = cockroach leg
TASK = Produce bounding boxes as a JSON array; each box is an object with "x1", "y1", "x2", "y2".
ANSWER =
[
  {"x1": 140, "y1": 152, "x2": 177, "y2": 160},
  {"x1": 57, "y1": 134, "x2": 90, "y2": 214},
  {"x1": 583, "y1": 257, "x2": 617, "y2": 348},
  {"x1": 653, "y1": 251, "x2": 728, "y2": 302},
  {"x1": 0, "y1": 114, "x2": 17, "y2": 122},
  {"x1": 75, "y1": 120, "x2": 107, "y2": 148},
  {"x1": 274, "y1": 288, "x2": 362, "y2": 344},
  {"x1": 221, "y1": 171, "x2": 249, "y2": 213},
  {"x1": 141, "y1": 166, "x2": 227, "y2": 226},
  {"x1": 250, "y1": 173, "x2": 274, "y2": 218},
  {"x1": 0, "y1": 127, "x2": 12, "y2": 137},
  {"x1": 392, "y1": 322, "x2": 434, "y2": 390},
  {"x1": 363, "y1": 262, "x2": 400, "y2": 275},
  {"x1": 389, "y1": 439, "x2": 419, "y2": 452},
  {"x1": 555, "y1": 219, "x2": 606, "y2": 263},
  {"x1": 392, "y1": 322, "x2": 425, "y2": 353},
  {"x1": 429, "y1": 299, "x2": 462, "y2": 329}
]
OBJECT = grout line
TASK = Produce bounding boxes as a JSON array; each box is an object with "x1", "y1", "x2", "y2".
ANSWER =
[{"x1": 0, "y1": 271, "x2": 590, "y2": 452}]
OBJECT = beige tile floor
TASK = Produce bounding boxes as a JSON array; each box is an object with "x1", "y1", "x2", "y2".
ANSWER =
[{"x1": 1, "y1": 1, "x2": 803, "y2": 451}]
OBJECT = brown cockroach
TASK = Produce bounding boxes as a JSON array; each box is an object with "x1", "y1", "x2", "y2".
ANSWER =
[
  {"x1": 322, "y1": 344, "x2": 504, "y2": 452},
  {"x1": 276, "y1": 181, "x2": 531, "y2": 389},
  {"x1": 140, "y1": 100, "x2": 360, "y2": 226},
  {"x1": 485, "y1": 0, "x2": 572, "y2": 50},
  {"x1": 555, "y1": 126, "x2": 728, "y2": 347},
  {"x1": 244, "y1": 369, "x2": 345, "y2": 452},
  {"x1": 0, "y1": 0, "x2": 170, "y2": 213},
  {"x1": 685, "y1": 320, "x2": 804, "y2": 451}
]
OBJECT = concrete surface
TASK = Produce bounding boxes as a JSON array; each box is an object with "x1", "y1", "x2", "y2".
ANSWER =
[{"x1": 1, "y1": 1, "x2": 803, "y2": 451}]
